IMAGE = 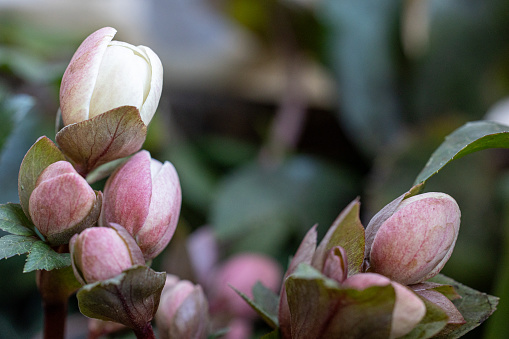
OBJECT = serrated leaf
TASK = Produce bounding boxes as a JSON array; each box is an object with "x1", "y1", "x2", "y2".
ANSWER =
[
  {"x1": 429, "y1": 274, "x2": 499, "y2": 338},
  {"x1": 77, "y1": 265, "x2": 165, "y2": 330},
  {"x1": 0, "y1": 203, "x2": 36, "y2": 236},
  {"x1": 233, "y1": 281, "x2": 279, "y2": 329},
  {"x1": 0, "y1": 234, "x2": 38, "y2": 259},
  {"x1": 415, "y1": 121, "x2": 509, "y2": 185},
  {"x1": 56, "y1": 106, "x2": 147, "y2": 176},
  {"x1": 18, "y1": 136, "x2": 66, "y2": 221},
  {"x1": 23, "y1": 241, "x2": 71, "y2": 272}
]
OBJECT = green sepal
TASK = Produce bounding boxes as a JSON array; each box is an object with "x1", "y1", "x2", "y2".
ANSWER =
[{"x1": 232, "y1": 281, "x2": 279, "y2": 329}]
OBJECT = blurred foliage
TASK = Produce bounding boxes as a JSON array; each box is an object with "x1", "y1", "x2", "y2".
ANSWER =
[{"x1": 1, "y1": 0, "x2": 509, "y2": 338}]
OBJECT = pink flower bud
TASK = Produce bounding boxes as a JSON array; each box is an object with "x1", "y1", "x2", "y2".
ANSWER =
[
  {"x1": 209, "y1": 253, "x2": 282, "y2": 318},
  {"x1": 368, "y1": 192, "x2": 461, "y2": 285},
  {"x1": 322, "y1": 246, "x2": 348, "y2": 283},
  {"x1": 70, "y1": 225, "x2": 145, "y2": 284},
  {"x1": 343, "y1": 273, "x2": 426, "y2": 338},
  {"x1": 28, "y1": 161, "x2": 99, "y2": 245},
  {"x1": 101, "y1": 150, "x2": 182, "y2": 260},
  {"x1": 60, "y1": 27, "x2": 163, "y2": 126},
  {"x1": 156, "y1": 276, "x2": 209, "y2": 339}
]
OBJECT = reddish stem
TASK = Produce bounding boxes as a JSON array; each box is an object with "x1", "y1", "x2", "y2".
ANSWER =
[
  {"x1": 42, "y1": 297, "x2": 68, "y2": 339},
  {"x1": 133, "y1": 322, "x2": 156, "y2": 339}
]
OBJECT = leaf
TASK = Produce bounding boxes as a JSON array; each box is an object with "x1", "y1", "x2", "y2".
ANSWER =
[
  {"x1": 56, "y1": 105, "x2": 147, "y2": 176},
  {"x1": 0, "y1": 94, "x2": 34, "y2": 155},
  {"x1": 0, "y1": 203, "x2": 36, "y2": 236},
  {"x1": 312, "y1": 199, "x2": 365, "y2": 275},
  {"x1": 401, "y1": 296, "x2": 449, "y2": 339},
  {"x1": 23, "y1": 241, "x2": 71, "y2": 272},
  {"x1": 233, "y1": 281, "x2": 279, "y2": 329},
  {"x1": 428, "y1": 274, "x2": 499, "y2": 338},
  {"x1": 18, "y1": 136, "x2": 66, "y2": 221},
  {"x1": 77, "y1": 265, "x2": 166, "y2": 330},
  {"x1": 0, "y1": 234, "x2": 38, "y2": 259},
  {"x1": 414, "y1": 121, "x2": 509, "y2": 185},
  {"x1": 261, "y1": 330, "x2": 281, "y2": 339},
  {"x1": 285, "y1": 264, "x2": 395, "y2": 339}
]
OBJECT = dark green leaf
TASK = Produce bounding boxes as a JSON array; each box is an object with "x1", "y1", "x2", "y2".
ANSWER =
[
  {"x1": 415, "y1": 121, "x2": 509, "y2": 185},
  {"x1": 261, "y1": 330, "x2": 281, "y2": 339},
  {"x1": 0, "y1": 234, "x2": 38, "y2": 259},
  {"x1": 233, "y1": 281, "x2": 279, "y2": 329},
  {"x1": 77, "y1": 265, "x2": 165, "y2": 330},
  {"x1": 429, "y1": 274, "x2": 499, "y2": 338},
  {"x1": 18, "y1": 136, "x2": 66, "y2": 222},
  {"x1": 0, "y1": 203, "x2": 35, "y2": 236},
  {"x1": 286, "y1": 264, "x2": 395, "y2": 339},
  {"x1": 23, "y1": 241, "x2": 71, "y2": 272}
]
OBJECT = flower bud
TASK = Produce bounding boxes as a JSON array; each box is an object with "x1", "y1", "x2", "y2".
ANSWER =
[
  {"x1": 155, "y1": 275, "x2": 209, "y2": 339},
  {"x1": 60, "y1": 27, "x2": 163, "y2": 126},
  {"x1": 101, "y1": 150, "x2": 182, "y2": 260},
  {"x1": 343, "y1": 273, "x2": 426, "y2": 338},
  {"x1": 209, "y1": 253, "x2": 282, "y2": 318},
  {"x1": 28, "y1": 161, "x2": 99, "y2": 245},
  {"x1": 70, "y1": 224, "x2": 145, "y2": 284},
  {"x1": 368, "y1": 192, "x2": 461, "y2": 285}
]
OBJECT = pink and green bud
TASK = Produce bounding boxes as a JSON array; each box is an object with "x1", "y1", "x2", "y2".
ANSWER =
[
  {"x1": 322, "y1": 246, "x2": 348, "y2": 283},
  {"x1": 155, "y1": 275, "x2": 209, "y2": 339},
  {"x1": 209, "y1": 253, "x2": 282, "y2": 318},
  {"x1": 70, "y1": 224, "x2": 145, "y2": 285},
  {"x1": 101, "y1": 150, "x2": 182, "y2": 261},
  {"x1": 368, "y1": 192, "x2": 461, "y2": 285},
  {"x1": 28, "y1": 161, "x2": 100, "y2": 245},
  {"x1": 343, "y1": 273, "x2": 426, "y2": 338},
  {"x1": 60, "y1": 27, "x2": 163, "y2": 126}
]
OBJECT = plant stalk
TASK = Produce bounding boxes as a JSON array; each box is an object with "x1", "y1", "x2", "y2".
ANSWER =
[{"x1": 133, "y1": 322, "x2": 156, "y2": 339}]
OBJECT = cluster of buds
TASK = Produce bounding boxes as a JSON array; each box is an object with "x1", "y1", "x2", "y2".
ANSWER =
[
  {"x1": 239, "y1": 190, "x2": 464, "y2": 338},
  {"x1": 16, "y1": 27, "x2": 181, "y2": 334}
]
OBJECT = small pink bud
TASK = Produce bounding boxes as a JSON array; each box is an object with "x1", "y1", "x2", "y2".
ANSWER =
[
  {"x1": 60, "y1": 27, "x2": 163, "y2": 126},
  {"x1": 70, "y1": 225, "x2": 145, "y2": 284},
  {"x1": 368, "y1": 192, "x2": 461, "y2": 285},
  {"x1": 322, "y1": 246, "x2": 348, "y2": 283},
  {"x1": 101, "y1": 150, "x2": 182, "y2": 260},
  {"x1": 343, "y1": 273, "x2": 426, "y2": 338},
  {"x1": 156, "y1": 276, "x2": 209, "y2": 339},
  {"x1": 29, "y1": 161, "x2": 99, "y2": 245},
  {"x1": 210, "y1": 253, "x2": 282, "y2": 318}
]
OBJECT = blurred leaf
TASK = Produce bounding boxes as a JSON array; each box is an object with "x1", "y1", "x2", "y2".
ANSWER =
[
  {"x1": 317, "y1": 0, "x2": 402, "y2": 154},
  {"x1": 233, "y1": 281, "x2": 279, "y2": 329},
  {"x1": 77, "y1": 265, "x2": 165, "y2": 330},
  {"x1": 211, "y1": 156, "x2": 357, "y2": 256},
  {"x1": 312, "y1": 199, "x2": 364, "y2": 275},
  {"x1": 18, "y1": 136, "x2": 65, "y2": 222},
  {"x1": 415, "y1": 121, "x2": 509, "y2": 185},
  {"x1": 0, "y1": 234, "x2": 38, "y2": 260},
  {"x1": 429, "y1": 274, "x2": 499, "y2": 338},
  {"x1": 261, "y1": 330, "x2": 281, "y2": 339},
  {"x1": 286, "y1": 263, "x2": 394, "y2": 338},
  {"x1": 23, "y1": 241, "x2": 71, "y2": 273},
  {"x1": 0, "y1": 94, "x2": 34, "y2": 156}
]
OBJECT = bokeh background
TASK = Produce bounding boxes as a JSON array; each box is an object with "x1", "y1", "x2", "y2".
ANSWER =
[{"x1": 1, "y1": 0, "x2": 509, "y2": 338}]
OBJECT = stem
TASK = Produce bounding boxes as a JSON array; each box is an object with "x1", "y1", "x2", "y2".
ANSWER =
[
  {"x1": 133, "y1": 322, "x2": 156, "y2": 339},
  {"x1": 42, "y1": 299, "x2": 68, "y2": 339}
]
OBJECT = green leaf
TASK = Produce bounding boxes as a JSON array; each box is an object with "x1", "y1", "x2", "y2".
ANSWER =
[
  {"x1": 312, "y1": 199, "x2": 365, "y2": 275},
  {"x1": 415, "y1": 121, "x2": 509, "y2": 185},
  {"x1": 261, "y1": 330, "x2": 281, "y2": 339},
  {"x1": 0, "y1": 203, "x2": 35, "y2": 236},
  {"x1": 428, "y1": 274, "x2": 499, "y2": 338},
  {"x1": 401, "y1": 296, "x2": 449, "y2": 339},
  {"x1": 233, "y1": 281, "x2": 279, "y2": 329},
  {"x1": 0, "y1": 234, "x2": 38, "y2": 259},
  {"x1": 0, "y1": 94, "x2": 34, "y2": 155},
  {"x1": 56, "y1": 105, "x2": 147, "y2": 176},
  {"x1": 18, "y1": 136, "x2": 66, "y2": 221},
  {"x1": 285, "y1": 264, "x2": 395, "y2": 339},
  {"x1": 77, "y1": 265, "x2": 166, "y2": 330},
  {"x1": 23, "y1": 241, "x2": 71, "y2": 272}
]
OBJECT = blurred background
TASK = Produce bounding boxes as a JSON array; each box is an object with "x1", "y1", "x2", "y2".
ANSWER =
[{"x1": 1, "y1": 0, "x2": 509, "y2": 338}]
